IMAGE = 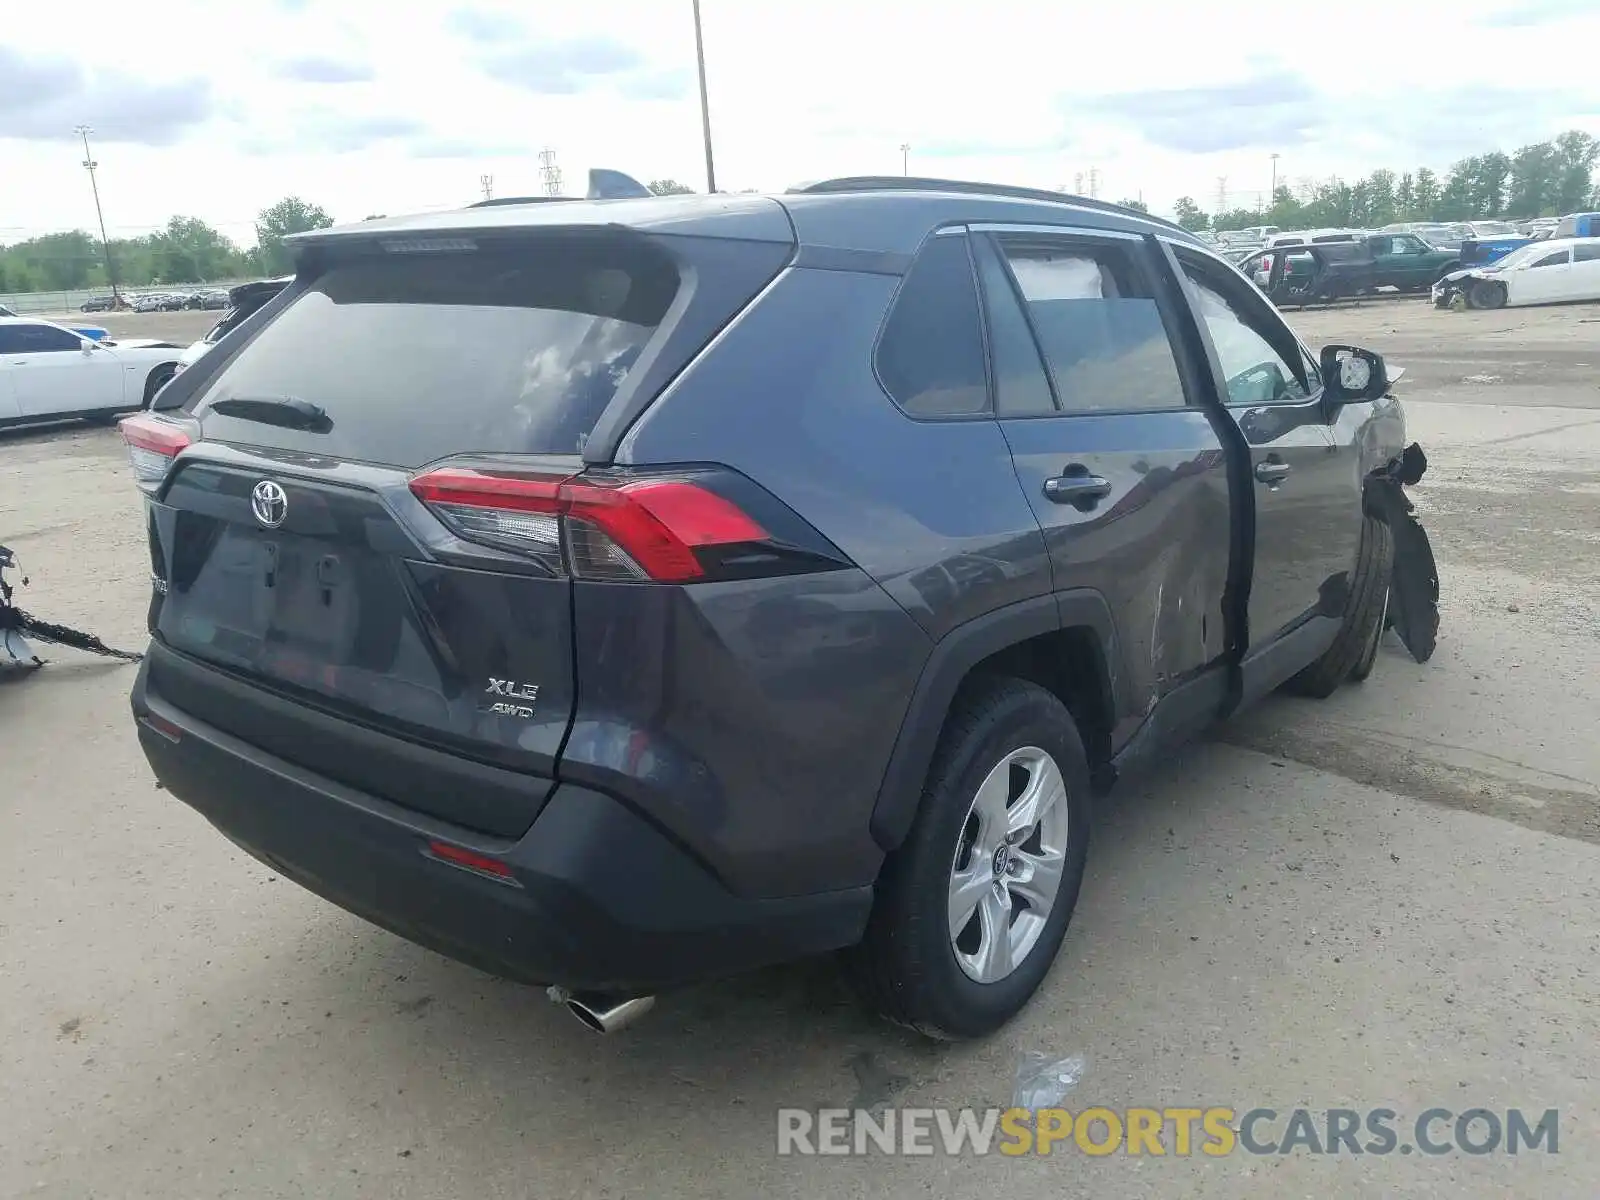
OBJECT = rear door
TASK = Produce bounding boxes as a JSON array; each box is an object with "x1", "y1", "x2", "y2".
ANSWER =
[
  {"x1": 1172, "y1": 249, "x2": 1363, "y2": 692},
  {"x1": 1573, "y1": 242, "x2": 1600, "y2": 298},
  {"x1": 147, "y1": 235, "x2": 683, "y2": 836},
  {"x1": 974, "y1": 227, "x2": 1235, "y2": 744}
]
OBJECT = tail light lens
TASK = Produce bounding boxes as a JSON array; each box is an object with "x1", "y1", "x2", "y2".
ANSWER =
[
  {"x1": 120, "y1": 413, "x2": 197, "y2": 492},
  {"x1": 409, "y1": 464, "x2": 848, "y2": 584}
]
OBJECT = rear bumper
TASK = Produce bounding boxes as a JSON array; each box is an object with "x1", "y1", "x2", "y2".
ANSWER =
[{"x1": 131, "y1": 660, "x2": 871, "y2": 992}]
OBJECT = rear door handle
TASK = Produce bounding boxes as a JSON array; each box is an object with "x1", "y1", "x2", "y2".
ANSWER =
[
  {"x1": 1254, "y1": 460, "x2": 1292, "y2": 485},
  {"x1": 1043, "y1": 470, "x2": 1113, "y2": 509}
]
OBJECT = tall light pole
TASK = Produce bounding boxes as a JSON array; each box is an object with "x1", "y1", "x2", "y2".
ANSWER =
[
  {"x1": 1269, "y1": 152, "x2": 1281, "y2": 201},
  {"x1": 75, "y1": 125, "x2": 120, "y2": 303},
  {"x1": 900, "y1": 143, "x2": 910, "y2": 176},
  {"x1": 691, "y1": 0, "x2": 716, "y2": 192}
]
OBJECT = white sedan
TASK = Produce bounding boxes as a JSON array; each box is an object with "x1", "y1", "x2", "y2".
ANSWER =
[
  {"x1": 1433, "y1": 237, "x2": 1600, "y2": 309},
  {"x1": 0, "y1": 318, "x2": 183, "y2": 427}
]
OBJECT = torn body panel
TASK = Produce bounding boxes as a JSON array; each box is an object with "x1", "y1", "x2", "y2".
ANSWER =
[{"x1": 1365, "y1": 443, "x2": 1439, "y2": 663}]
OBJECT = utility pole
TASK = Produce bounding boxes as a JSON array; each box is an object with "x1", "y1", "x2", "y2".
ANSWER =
[
  {"x1": 900, "y1": 143, "x2": 910, "y2": 176},
  {"x1": 538, "y1": 150, "x2": 562, "y2": 197},
  {"x1": 1088, "y1": 167, "x2": 1100, "y2": 199},
  {"x1": 691, "y1": 0, "x2": 717, "y2": 192},
  {"x1": 480, "y1": 174, "x2": 494, "y2": 202},
  {"x1": 1269, "y1": 152, "x2": 1280, "y2": 200},
  {"x1": 1216, "y1": 176, "x2": 1229, "y2": 213},
  {"x1": 74, "y1": 125, "x2": 120, "y2": 303},
  {"x1": 1073, "y1": 171, "x2": 1085, "y2": 194}
]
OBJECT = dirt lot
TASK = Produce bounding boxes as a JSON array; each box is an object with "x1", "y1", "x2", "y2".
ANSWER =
[{"x1": 3, "y1": 295, "x2": 1598, "y2": 1199}]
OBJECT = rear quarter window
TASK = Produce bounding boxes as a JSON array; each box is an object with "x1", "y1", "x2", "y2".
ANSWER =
[
  {"x1": 875, "y1": 233, "x2": 988, "y2": 418},
  {"x1": 190, "y1": 241, "x2": 678, "y2": 466}
]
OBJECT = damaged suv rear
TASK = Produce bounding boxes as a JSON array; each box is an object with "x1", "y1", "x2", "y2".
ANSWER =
[{"x1": 125, "y1": 182, "x2": 1436, "y2": 1038}]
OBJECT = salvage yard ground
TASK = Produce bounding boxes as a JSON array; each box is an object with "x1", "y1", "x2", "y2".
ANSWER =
[{"x1": 3, "y1": 299, "x2": 1598, "y2": 1199}]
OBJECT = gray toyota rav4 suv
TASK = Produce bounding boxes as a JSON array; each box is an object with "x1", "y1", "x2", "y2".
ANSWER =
[{"x1": 124, "y1": 178, "x2": 1436, "y2": 1038}]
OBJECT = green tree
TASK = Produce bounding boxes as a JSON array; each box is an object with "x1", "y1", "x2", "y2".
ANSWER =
[
  {"x1": 1395, "y1": 172, "x2": 1415, "y2": 219},
  {"x1": 1474, "y1": 152, "x2": 1512, "y2": 217},
  {"x1": 1437, "y1": 158, "x2": 1477, "y2": 220},
  {"x1": 148, "y1": 217, "x2": 246, "y2": 283},
  {"x1": 7, "y1": 230, "x2": 100, "y2": 290},
  {"x1": 1553, "y1": 130, "x2": 1599, "y2": 214},
  {"x1": 1365, "y1": 169, "x2": 1398, "y2": 226},
  {"x1": 255, "y1": 197, "x2": 334, "y2": 275},
  {"x1": 1115, "y1": 197, "x2": 1149, "y2": 213},
  {"x1": 1171, "y1": 196, "x2": 1209, "y2": 231},
  {"x1": 1507, "y1": 141, "x2": 1559, "y2": 218},
  {"x1": 1413, "y1": 168, "x2": 1440, "y2": 218},
  {"x1": 1263, "y1": 185, "x2": 1304, "y2": 229},
  {"x1": 646, "y1": 179, "x2": 694, "y2": 195}
]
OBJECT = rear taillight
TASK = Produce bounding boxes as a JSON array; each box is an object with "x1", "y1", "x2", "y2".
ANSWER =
[
  {"x1": 409, "y1": 464, "x2": 847, "y2": 584},
  {"x1": 119, "y1": 412, "x2": 195, "y2": 491}
]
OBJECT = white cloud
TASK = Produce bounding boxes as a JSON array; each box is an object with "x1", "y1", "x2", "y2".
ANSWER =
[{"x1": 1, "y1": 0, "x2": 1597, "y2": 245}]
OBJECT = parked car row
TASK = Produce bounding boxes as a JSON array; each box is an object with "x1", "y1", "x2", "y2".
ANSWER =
[{"x1": 73, "y1": 288, "x2": 232, "y2": 314}]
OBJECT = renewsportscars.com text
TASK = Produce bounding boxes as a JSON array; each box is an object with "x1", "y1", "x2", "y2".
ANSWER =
[{"x1": 777, "y1": 1106, "x2": 1560, "y2": 1157}]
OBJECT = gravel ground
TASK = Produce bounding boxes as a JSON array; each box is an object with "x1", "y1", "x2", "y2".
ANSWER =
[{"x1": 2, "y1": 296, "x2": 1597, "y2": 1199}]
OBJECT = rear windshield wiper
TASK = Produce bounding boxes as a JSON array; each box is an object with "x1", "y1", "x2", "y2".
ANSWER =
[{"x1": 208, "y1": 395, "x2": 332, "y2": 432}]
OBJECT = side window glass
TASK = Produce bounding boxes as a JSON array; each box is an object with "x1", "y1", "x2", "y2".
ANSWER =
[
  {"x1": 972, "y1": 238, "x2": 1054, "y2": 416},
  {"x1": 1182, "y1": 264, "x2": 1312, "y2": 406},
  {"x1": 876, "y1": 233, "x2": 988, "y2": 417},
  {"x1": 1574, "y1": 244, "x2": 1600, "y2": 263},
  {"x1": 998, "y1": 239, "x2": 1186, "y2": 413},
  {"x1": 1530, "y1": 251, "x2": 1569, "y2": 269},
  {"x1": 0, "y1": 327, "x2": 25, "y2": 354},
  {"x1": 16, "y1": 324, "x2": 82, "y2": 353}
]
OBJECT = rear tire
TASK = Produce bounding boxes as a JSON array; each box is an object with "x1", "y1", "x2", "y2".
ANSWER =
[
  {"x1": 1288, "y1": 514, "x2": 1394, "y2": 699},
  {"x1": 846, "y1": 677, "x2": 1091, "y2": 1040}
]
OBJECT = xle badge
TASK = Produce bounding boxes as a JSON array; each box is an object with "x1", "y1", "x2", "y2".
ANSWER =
[{"x1": 483, "y1": 677, "x2": 539, "y2": 720}]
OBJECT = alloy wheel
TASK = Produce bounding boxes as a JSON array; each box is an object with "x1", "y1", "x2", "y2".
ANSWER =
[{"x1": 947, "y1": 746, "x2": 1070, "y2": 984}]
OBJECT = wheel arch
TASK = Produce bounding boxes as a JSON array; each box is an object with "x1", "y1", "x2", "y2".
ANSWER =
[
  {"x1": 142, "y1": 361, "x2": 179, "y2": 407},
  {"x1": 869, "y1": 590, "x2": 1124, "y2": 853}
]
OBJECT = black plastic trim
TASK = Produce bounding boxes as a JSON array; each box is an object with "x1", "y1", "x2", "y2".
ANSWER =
[
  {"x1": 869, "y1": 589, "x2": 1124, "y2": 851},
  {"x1": 132, "y1": 662, "x2": 872, "y2": 991}
]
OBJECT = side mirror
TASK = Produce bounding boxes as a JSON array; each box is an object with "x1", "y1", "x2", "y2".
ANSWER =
[
  {"x1": 80, "y1": 339, "x2": 97, "y2": 355},
  {"x1": 1319, "y1": 344, "x2": 1389, "y2": 411}
]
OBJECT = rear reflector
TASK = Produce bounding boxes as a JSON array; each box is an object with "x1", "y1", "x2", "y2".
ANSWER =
[
  {"x1": 409, "y1": 466, "x2": 771, "y2": 583},
  {"x1": 120, "y1": 413, "x2": 194, "y2": 489},
  {"x1": 138, "y1": 712, "x2": 184, "y2": 742},
  {"x1": 425, "y1": 839, "x2": 517, "y2": 882}
]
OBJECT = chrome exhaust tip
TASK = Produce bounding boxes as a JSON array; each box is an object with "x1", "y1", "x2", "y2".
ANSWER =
[{"x1": 548, "y1": 987, "x2": 656, "y2": 1034}]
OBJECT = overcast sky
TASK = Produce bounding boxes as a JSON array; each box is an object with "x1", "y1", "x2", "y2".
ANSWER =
[{"x1": 3, "y1": 0, "x2": 1598, "y2": 246}]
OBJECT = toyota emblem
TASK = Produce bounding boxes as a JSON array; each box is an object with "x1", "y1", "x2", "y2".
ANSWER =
[{"x1": 251, "y1": 480, "x2": 288, "y2": 529}]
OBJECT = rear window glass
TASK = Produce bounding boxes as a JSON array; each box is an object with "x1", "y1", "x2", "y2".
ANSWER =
[{"x1": 191, "y1": 243, "x2": 677, "y2": 465}]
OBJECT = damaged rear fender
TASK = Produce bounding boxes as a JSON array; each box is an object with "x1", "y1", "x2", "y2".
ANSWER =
[{"x1": 1363, "y1": 443, "x2": 1439, "y2": 664}]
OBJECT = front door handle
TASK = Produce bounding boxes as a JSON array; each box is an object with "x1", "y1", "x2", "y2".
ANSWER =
[
  {"x1": 1254, "y1": 459, "x2": 1292, "y2": 486},
  {"x1": 1043, "y1": 469, "x2": 1113, "y2": 510}
]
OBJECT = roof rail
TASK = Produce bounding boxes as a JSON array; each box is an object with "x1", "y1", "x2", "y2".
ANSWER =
[{"x1": 787, "y1": 175, "x2": 1188, "y2": 235}]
